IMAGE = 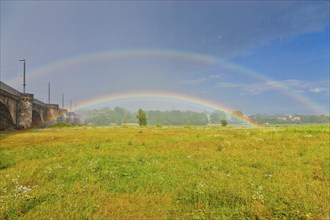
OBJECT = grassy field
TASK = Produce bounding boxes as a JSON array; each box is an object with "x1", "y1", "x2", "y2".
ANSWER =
[{"x1": 0, "y1": 125, "x2": 329, "y2": 219}]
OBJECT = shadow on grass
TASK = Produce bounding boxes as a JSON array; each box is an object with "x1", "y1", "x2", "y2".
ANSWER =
[
  {"x1": 0, "y1": 151, "x2": 16, "y2": 169},
  {"x1": 0, "y1": 130, "x2": 18, "y2": 142}
]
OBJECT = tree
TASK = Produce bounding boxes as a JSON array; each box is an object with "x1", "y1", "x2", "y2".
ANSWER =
[
  {"x1": 114, "y1": 106, "x2": 126, "y2": 125},
  {"x1": 190, "y1": 112, "x2": 209, "y2": 125},
  {"x1": 210, "y1": 112, "x2": 220, "y2": 124},
  {"x1": 232, "y1": 110, "x2": 244, "y2": 117},
  {"x1": 220, "y1": 119, "x2": 228, "y2": 127},
  {"x1": 210, "y1": 110, "x2": 226, "y2": 124},
  {"x1": 231, "y1": 110, "x2": 245, "y2": 123},
  {"x1": 136, "y1": 108, "x2": 147, "y2": 126}
]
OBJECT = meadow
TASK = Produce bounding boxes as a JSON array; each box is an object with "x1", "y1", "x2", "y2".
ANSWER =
[{"x1": 0, "y1": 125, "x2": 329, "y2": 219}]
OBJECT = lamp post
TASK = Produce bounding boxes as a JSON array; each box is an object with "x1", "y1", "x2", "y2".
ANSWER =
[
  {"x1": 62, "y1": 93, "x2": 64, "y2": 109},
  {"x1": 19, "y1": 59, "x2": 26, "y2": 93},
  {"x1": 47, "y1": 82, "x2": 50, "y2": 104}
]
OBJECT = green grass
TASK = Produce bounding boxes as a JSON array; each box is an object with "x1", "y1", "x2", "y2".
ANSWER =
[{"x1": 0, "y1": 125, "x2": 329, "y2": 219}]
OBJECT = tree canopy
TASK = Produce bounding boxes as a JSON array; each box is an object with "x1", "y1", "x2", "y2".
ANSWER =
[{"x1": 136, "y1": 108, "x2": 147, "y2": 126}]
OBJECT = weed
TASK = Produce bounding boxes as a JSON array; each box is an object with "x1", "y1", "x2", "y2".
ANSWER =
[{"x1": 127, "y1": 140, "x2": 133, "y2": 146}]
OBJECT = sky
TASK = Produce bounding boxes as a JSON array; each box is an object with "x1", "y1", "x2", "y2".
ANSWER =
[{"x1": 0, "y1": 1, "x2": 329, "y2": 115}]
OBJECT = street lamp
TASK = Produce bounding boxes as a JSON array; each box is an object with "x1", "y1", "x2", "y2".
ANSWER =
[
  {"x1": 47, "y1": 82, "x2": 50, "y2": 104},
  {"x1": 62, "y1": 93, "x2": 64, "y2": 109},
  {"x1": 19, "y1": 59, "x2": 26, "y2": 93}
]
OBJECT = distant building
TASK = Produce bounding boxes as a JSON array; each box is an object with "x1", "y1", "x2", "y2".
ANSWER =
[
  {"x1": 276, "y1": 116, "x2": 287, "y2": 121},
  {"x1": 292, "y1": 115, "x2": 301, "y2": 121}
]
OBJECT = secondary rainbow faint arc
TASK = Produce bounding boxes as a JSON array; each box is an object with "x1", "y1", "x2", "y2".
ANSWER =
[
  {"x1": 8, "y1": 49, "x2": 216, "y2": 84},
  {"x1": 8, "y1": 48, "x2": 327, "y2": 115},
  {"x1": 76, "y1": 91, "x2": 258, "y2": 126}
]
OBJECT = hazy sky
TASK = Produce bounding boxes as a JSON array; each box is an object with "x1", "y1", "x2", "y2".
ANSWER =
[{"x1": 1, "y1": 1, "x2": 329, "y2": 114}]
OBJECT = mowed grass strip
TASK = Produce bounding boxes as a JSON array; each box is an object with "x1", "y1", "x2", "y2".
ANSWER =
[{"x1": 0, "y1": 125, "x2": 329, "y2": 219}]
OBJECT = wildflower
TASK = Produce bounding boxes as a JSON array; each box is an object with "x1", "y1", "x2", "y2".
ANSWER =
[{"x1": 264, "y1": 173, "x2": 273, "y2": 179}]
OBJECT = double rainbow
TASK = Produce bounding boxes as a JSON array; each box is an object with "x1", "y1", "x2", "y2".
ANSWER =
[{"x1": 6, "y1": 49, "x2": 328, "y2": 124}]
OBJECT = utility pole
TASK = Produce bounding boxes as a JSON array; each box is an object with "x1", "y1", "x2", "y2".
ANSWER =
[
  {"x1": 62, "y1": 93, "x2": 64, "y2": 109},
  {"x1": 70, "y1": 100, "x2": 72, "y2": 112},
  {"x1": 19, "y1": 59, "x2": 26, "y2": 93},
  {"x1": 47, "y1": 82, "x2": 50, "y2": 104}
]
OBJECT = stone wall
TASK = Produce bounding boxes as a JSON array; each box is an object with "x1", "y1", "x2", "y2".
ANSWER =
[
  {"x1": 18, "y1": 94, "x2": 34, "y2": 129},
  {"x1": 0, "y1": 102, "x2": 15, "y2": 131}
]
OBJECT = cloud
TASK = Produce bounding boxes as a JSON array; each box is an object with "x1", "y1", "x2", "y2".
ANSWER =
[
  {"x1": 180, "y1": 76, "x2": 329, "y2": 97},
  {"x1": 179, "y1": 74, "x2": 224, "y2": 85},
  {"x1": 208, "y1": 74, "x2": 223, "y2": 79},
  {"x1": 3, "y1": 1, "x2": 328, "y2": 65},
  {"x1": 179, "y1": 78, "x2": 207, "y2": 85},
  {"x1": 1, "y1": 1, "x2": 328, "y2": 115},
  {"x1": 309, "y1": 87, "x2": 328, "y2": 94},
  {"x1": 242, "y1": 79, "x2": 329, "y2": 95},
  {"x1": 156, "y1": 1, "x2": 330, "y2": 57},
  {"x1": 215, "y1": 82, "x2": 241, "y2": 88}
]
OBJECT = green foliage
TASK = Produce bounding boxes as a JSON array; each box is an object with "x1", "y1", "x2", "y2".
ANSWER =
[
  {"x1": 231, "y1": 110, "x2": 245, "y2": 123},
  {"x1": 84, "y1": 107, "x2": 135, "y2": 126},
  {"x1": 220, "y1": 119, "x2": 228, "y2": 126},
  {"x1": 210, "y1": 110, "x2": 226, "y2": 124},
  {"x1": 82, "y1": 107, "x2": 211, "y2": 126},
  {"x1": 148, "y1": 110, "x2": 208, "y2": 125},
  {"x1": 136, "y1": 108, "x2": 147, "y2": 126},
  {"x1": 232, "y1": 110, "x2": 244, "y2": 117}
]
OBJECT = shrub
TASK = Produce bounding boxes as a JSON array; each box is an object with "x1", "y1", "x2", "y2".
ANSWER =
[{"x1": 221, "y1": 119, "x2": 228, "y2": 127}]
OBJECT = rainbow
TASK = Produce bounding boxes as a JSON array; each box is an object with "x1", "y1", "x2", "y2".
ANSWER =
[
  {"x1": 7, "y1": 49, "x2": 216, "y2": 85},
  {"x1": 7, "y1": 48, "x2": 328, "y2": 115},
  {"x1": 76, "y1": 91, "x2": 258, "y2": 126}
]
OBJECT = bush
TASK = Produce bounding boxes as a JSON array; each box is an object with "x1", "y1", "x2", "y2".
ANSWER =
[{"x1": 221, "y1": 119, "x2": 228, "y2": 127}]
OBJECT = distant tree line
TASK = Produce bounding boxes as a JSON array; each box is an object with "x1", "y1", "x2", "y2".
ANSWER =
[
  {"x1": 80, "y1": 107, "x2": 233, "y2": 126},
  {"x1": 250, "y1": 114, "x2": 329, "y2": 124},
  {"x1": 147, "y1": 110, "x2": 209, "y2": 125},
  {"x1": 82, "y1": 107, "x2": 135, "y2": 126},
  {"x1": 79, "y1": 107, "x2": 329, "y2": 126}
]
